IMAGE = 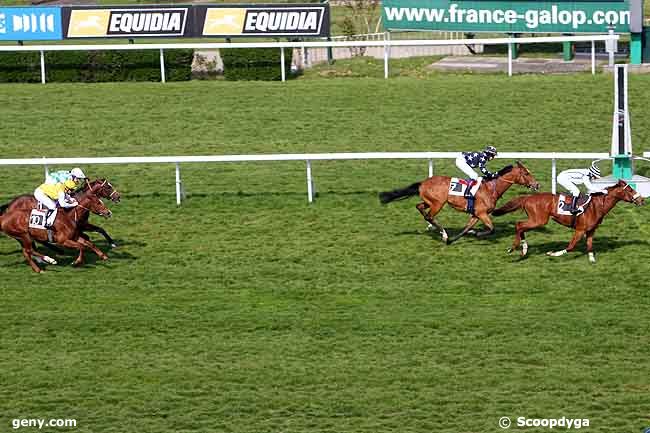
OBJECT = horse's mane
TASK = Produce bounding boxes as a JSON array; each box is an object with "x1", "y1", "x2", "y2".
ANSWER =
[{"x1": 496, "y1": 165, "x2": 514, "y2": 178}]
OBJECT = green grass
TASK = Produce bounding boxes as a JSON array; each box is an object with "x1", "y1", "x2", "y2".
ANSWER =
[{"x1": 1, "y1": 75, "x2": 650, "y2": 433}]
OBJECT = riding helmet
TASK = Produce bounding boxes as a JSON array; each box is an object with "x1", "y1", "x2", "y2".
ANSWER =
[
  {"x1": 589, "y1": 162, "x2": 601, "y2": 178},
  {"x1": 484, "y1": 145, "x2": 497, "y2": 156}
]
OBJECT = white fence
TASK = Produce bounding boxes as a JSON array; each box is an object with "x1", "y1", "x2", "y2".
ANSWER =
[
  {"x1": 0, "y1": 152, "x2": 612, "y2": 205},
  {"x1": 0, "y1": 33, "x2": 619, "y2": 82}
]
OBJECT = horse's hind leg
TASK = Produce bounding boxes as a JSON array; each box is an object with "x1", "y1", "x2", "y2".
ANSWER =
[
  {"x1": 585, "y1": 229, "x2": 597, "y2": 263},
  {"x1": 416, "y1": 200, "x2": 447, "y2": 242},
  {"x1": 18, "y1": 236, "x2": 42, "y2": 273}
]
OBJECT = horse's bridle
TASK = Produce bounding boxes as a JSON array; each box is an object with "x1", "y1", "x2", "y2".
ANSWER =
[{"x1": 622, "y1": 182, "x2": 641, "y2": 201}]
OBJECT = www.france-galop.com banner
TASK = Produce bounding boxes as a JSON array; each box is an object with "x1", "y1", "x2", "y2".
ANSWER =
[{"x1": 382, "y1": 0, "x2": 630, "y2": 33}]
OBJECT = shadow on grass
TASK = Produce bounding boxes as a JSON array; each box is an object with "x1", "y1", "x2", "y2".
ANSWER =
[{"x1": 396, "y1": 221, "x2": 553, "y2": 243}]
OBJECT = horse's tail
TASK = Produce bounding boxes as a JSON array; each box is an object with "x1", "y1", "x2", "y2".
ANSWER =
[
  {"x1": 0, "y1": 203, "x2": 8, "y2": 216},
  {"x1": 493, "y1": 196, "x2": 527, "y2": 216},
  {"x1": 379, "y1": 182, "x2": 421, "y2": 204}
]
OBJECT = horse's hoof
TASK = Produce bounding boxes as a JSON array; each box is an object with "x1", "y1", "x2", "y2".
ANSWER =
[
  {"x1": 110, "y1": 243, "x2": 118, "y2": 248},
  {"x1": 441, "y1": 232, "x2": 448, "y2": 243},
  {"x1": 101, "y1": 255, "x2": 109, "y2": 261},
  {"x1": 467, "y1": 229, "x2": 477, "y2": 236},
  {"x1": 588, "y1": 252, "x2": 596, "y2": 263},
  {"x1": 43, "y1": 256, "x2": 57, "y2": 265}
]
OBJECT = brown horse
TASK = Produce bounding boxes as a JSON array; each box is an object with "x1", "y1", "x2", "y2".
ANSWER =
[
  {"x1": 0, "y1": 185, "x2": 112, "y2": 273},
  {"x1": 379, "y1": 162, "x2": 539, "y2": 244},
  {"x1": 0, "y1": 179, "x2": 121, "y2": 248},
  {"x1": 493, "y1": 180, "x2": 645, "y2": 262}
]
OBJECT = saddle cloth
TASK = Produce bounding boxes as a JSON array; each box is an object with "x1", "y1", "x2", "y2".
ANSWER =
[
  {"x1": 556, "y1": 194, "x2": 591, "y2": 216},
  {"x1": 29, "y1": 205, "x2": 57, "y2": 229},
  {"x1": 449, "y1": 178, "x2": 481, "y2": 197}
]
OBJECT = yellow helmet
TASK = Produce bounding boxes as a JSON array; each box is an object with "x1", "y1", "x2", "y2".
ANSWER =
[{"x1": 63, "y1": 179, "x2": 77, "y2": 191}]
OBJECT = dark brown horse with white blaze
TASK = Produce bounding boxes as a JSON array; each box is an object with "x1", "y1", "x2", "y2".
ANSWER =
[
  {"x1": 493, "y1": 180, "x2": 645, "y2": 263},
  {"x1": 379, "y1": 162, "x2": 540, "y2": 244},
  {"x1": 0, "y1": 185, "x2": 112, "y2": 273}
]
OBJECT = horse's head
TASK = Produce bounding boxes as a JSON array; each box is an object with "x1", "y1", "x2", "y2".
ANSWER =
[
  {"x1": 78, "y1": 189, "x2": 112, "y2": 218},
  {"x1": 499, "y1": 161, "x2": 539, "y2": 191},
  {"x1": 608, "y1": 180, "x2": 645, "y2": 206},
  {"x1": 87, "y1": 178, "x2": 121, "y2": 203}
]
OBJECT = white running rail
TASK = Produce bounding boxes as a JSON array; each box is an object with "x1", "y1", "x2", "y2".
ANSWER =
[
  {"x1": 0, "y1": 152, "x2": 611, "y2": 205},
  {"x1": 0, "y1": 33, "x2": 619, "y2": 82}
]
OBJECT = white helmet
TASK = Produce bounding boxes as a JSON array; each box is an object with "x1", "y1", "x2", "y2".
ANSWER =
[{"x1": 71, "y1": 168, "x2": 86, "y2": 179}]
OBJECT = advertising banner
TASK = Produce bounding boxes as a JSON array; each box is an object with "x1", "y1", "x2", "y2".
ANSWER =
[
  {"x1": 62, "y1": 6, "x2": 191, "y2": 38},
  {"x1": 382, "y1": 0, "x2": 630, "y2": 33},
  {"x1": 0, "y1": 7, "x2": 63, "y2": 41},
  {"x1": 195, "y1": 4, "x2": 330, "y2": 37},
  {"x1": 62, "y1": 4, "x2": 330, "y2": 39}
]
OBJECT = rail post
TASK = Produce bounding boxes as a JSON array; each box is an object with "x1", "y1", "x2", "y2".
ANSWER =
[
  {"x1": 40, "y1": 50, "x2": 46, "y2": 84},
  {"x1": 175, "y1": 163, "x2": 182, "y2": 205},
  {"x1": 43, "y1": 157, "x2": 49, "y2": 181},
  {"x1": 428, "y1": 159, "x2": 434, "y2": 178},
  {"x1": 383, "y1": 31, "x2": 390, "y2": 79},
  {"x1": 591, "y1": 40, "x2": 596, "y2": 75},
  {"x1": 281, "y1": 47, "x2": 286, "y2": 82},
  {"x1": 551, "y1": 158, "x2": 557, "y2": 194},
  {"x1": 507, "y1": 42, "x2": 513, "y2": 76},
  {"x1": 160, "y1": 48, "x2": 166, "y2": 83},
  {"x1": 306, "y1": 160, "x2": 314, "y2": 203}
]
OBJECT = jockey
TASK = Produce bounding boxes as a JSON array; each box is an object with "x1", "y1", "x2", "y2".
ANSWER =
[
  {"x1": 455, "y1": 145, "x2": 498, "y2": 198},
  {"x1": 34, "y1": 179, "x2": 79, "y2": 228},
  {"x1": 557, "y1": 162, "x2": 607, "y2": 214},
  {"x1": 46, "y1": 167, "x2": 87, "y2": 191}
]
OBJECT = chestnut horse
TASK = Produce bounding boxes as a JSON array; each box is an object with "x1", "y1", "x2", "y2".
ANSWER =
[
  {"x1": 0, "y1": 179, "x2": 121, "y2": 249},
  {"x1": 0, "y1": 185, "x2": 112, "y2": 273},
  {"x1": 493, "y1": 180, "x2": 645, "y2": 262},
  {"x1": 379, "y1": 162, "x2": 539, "y2": 244}
]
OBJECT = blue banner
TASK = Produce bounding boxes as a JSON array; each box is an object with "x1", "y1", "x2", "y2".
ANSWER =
[{"x1": 0, "y1": 7, "x2": 63, "y2": 41}]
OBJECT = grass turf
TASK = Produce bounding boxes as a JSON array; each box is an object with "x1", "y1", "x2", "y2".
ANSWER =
[{"x1": 0, "y1": 72, "x2": 649, "y2": 433}]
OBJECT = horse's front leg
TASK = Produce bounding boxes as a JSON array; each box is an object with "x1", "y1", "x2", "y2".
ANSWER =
[
  {"x1": 474, "y1": 212, "x2": 495, "y2": 238},
  {"x1": 78, "y1": 237, "x2": 108, "y2": 261},
  {"x1": 62, "y1": 239, "x2": 85, "y2": 266},
  {"x1": 81, "y1": 222, "x2": 117, "y2": 248},
  {"x1": 585, "y1": 229, "x2": 596, "y2": 263},
  {"x1": 446, "y1": 216, "x2": 479, "y2": 245},
  {"x1": 547, "y1": 229, "x2": 585, "y2": 258}
]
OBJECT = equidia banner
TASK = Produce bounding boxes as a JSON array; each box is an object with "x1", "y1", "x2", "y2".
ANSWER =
[
  {"x1": 382, "y1": 0, "x2": 630, "y2": 33},
  {"x1": 0, "y1": 7, "x2": 62, "y2": 41},
  {"x1": 62, "y1": 4, "x2": 330, "y2": 38}
]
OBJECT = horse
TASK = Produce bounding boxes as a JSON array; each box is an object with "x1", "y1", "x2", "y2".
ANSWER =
[
  {"x1": 0, "y1": 178, "x2": 121, "y2": 249},
  {"x1": 0, "y1": 185, "x2": 112, "y2": 273},
  {"x1": 379, "y1": 161, "x2": 540, "y2": 244},
  {"x1": 492, "y1": 180, "x2": 645, "y2": 262}
]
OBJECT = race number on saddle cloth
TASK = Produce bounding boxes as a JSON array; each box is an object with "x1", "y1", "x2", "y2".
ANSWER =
[
  {"x1": 32, "y1": 180, "x2": 79, "y2": 229},
  {"x1": 556, "y1": 162, "x2": 606, "y2": 215}
]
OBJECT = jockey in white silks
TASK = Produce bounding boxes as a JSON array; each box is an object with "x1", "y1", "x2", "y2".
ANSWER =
[{"x1": 556, "y1": 162, "x2": 607, "y2": 214}]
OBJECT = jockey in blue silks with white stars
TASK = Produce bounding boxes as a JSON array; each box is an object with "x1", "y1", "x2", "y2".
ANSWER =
[{"x1": 455, "y1": 145, "x2": 498, "y2": 198}]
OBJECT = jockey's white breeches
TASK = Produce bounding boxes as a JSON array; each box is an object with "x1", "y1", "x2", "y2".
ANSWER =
[
  {"x1": 34, "y1": 188, "x2": 57, "y2": 210},
  {"x1": 557, "y1": 173, "x2": 582, "y2": 197},
  {"x1": 455, "y1": 155, "x2": 479, "y2": 180}
]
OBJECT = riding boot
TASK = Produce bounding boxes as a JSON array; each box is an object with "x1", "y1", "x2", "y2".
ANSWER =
[
  {"x1": 44, "y1": 209, "x2": 54, "y2": 228},
  {"x1": 570, "y1": 196, "x2": 580, "y2": 215}
]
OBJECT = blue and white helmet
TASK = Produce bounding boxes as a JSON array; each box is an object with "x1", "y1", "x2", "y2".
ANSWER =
[
  {"x1": 484, "y1": 145, "x2": 497, "y2": 157},
  {"x1": 589, "y1": 162, "x2": 601, "y2": 179}
]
